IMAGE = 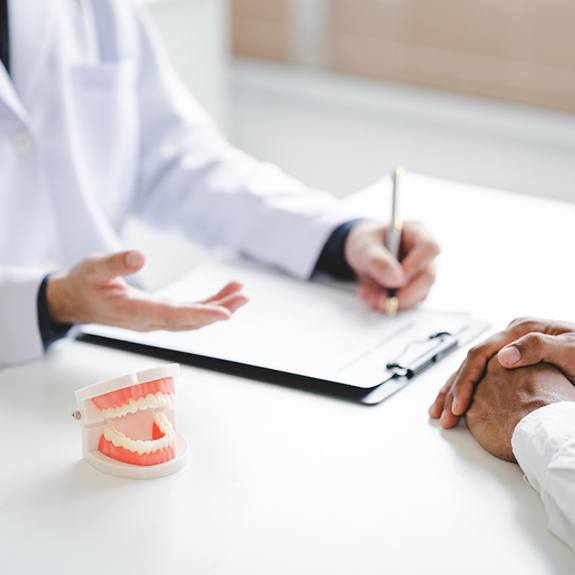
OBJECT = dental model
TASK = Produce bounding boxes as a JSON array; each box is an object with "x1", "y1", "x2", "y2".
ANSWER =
[{"x1": 74, "y1": 364, "x2": 188, "y2": 479}]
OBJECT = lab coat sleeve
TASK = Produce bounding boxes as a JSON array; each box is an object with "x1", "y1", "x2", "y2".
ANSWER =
[
  {"x1": 129, "y1": 5, "x2": 356, "y2": 279},
  {"x1": 0, "y1": 268, "x2": 45, "y2": 367},
  {"x1": 512, "y1": 402, "x2": 575, "y2": 551}
]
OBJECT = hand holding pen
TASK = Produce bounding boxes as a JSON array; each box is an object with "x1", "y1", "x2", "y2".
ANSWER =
[{"x1": 343, "y1": 167, "x2": 440, "y2": 314}]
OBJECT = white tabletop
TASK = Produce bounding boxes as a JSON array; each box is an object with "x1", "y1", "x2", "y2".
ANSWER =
[{"x1": 2, "y1": 174, "x2": 575, "y2": 574}]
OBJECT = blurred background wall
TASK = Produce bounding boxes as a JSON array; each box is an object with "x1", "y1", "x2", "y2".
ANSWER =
[
  {"x1": 233, "y1": 0, "x2": 575, "y2": 114},
  {"x1": 134, "y1": 0, "x2": 575, "y2": 285}
]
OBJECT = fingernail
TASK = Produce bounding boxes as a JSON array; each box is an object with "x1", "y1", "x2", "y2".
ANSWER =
[
  {"x1": 451, "y1": 398, "x2": 459, "y2": 414},
  {"x1": 125, "y1": 251, "x2": 143, "y2": 267},
  {"x1": 498, "y1": 346, "x2": 521, "y2": 366}
]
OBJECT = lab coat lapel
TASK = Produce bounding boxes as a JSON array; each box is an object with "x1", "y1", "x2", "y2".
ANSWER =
[
  {"x1": 0, "y1": 63, "x2": 27, "y2": 124},
  {"x1": 9, "y1": 0, "x2": 57, "y2": 114}
]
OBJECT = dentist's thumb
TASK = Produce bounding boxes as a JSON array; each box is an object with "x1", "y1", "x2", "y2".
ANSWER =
[{"x1": 86, "y1": 250, "x2": 146, "y2": 283}]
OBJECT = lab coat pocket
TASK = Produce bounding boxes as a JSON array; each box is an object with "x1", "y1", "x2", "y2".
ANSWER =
[{"x1": 70, "y1": 60, "x2": 139, "y2": 223}]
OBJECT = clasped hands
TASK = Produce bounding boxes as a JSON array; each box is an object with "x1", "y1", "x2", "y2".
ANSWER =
[
  {"x1": 430, "y1": 318, "x2": 575, "y2": 461},
  {"x1": 46, "y1": 221, "x2": 439, "y2": 331}
]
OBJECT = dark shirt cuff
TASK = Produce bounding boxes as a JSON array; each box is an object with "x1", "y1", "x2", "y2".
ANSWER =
[
  {"x1": 315, "y1": 220, "x2": 363, "y2": 280},
  {"x1": 37, "y1": 275, "x2": 73, "y2": 349}
]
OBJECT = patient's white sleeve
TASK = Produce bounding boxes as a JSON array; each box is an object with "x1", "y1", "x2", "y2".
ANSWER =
[{"x1": 512, "y1": 401, "x2": 575, "y2": 551}]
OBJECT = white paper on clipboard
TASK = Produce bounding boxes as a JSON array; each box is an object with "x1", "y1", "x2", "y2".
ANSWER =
[{"x1": 82, "y1": 259, "x2": 488, "y2": 390}]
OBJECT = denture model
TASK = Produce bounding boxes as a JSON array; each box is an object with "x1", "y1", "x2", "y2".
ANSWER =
[{"x1": 74, "y1": 364, "x2": 188, "y2": 479}]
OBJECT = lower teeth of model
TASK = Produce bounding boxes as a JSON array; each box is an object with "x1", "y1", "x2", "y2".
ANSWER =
[{"x1": 103, "y1": 413, "x2": 175, "y2": 455}]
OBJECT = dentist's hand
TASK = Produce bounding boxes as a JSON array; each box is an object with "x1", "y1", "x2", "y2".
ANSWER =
[
  {"x1": 46, "y1": 250, "x2": 249, "y2": 331},
  {"x1": 429, "y1": 318, "x2": 575, "y2": 428},
  {"x1": 344, "y1": 221, "x2": 439, "y2": 312}
]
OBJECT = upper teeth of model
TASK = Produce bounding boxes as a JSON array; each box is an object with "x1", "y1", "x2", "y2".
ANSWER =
[
  {"x1": 103, "y1": 412, "x2": 175, "y2": 455},
  {"x1": 101, "y1": 392, "x2": 175, "y2": 420}
]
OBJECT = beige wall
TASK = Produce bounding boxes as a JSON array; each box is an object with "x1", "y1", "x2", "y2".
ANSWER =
[
  {"x1": 232, "y1": 0, "x2": 575, "y2": 114},
  {"x1": 232, "y1": 0, "x2": 291, "y2": 62},
  {"x1": 331, "y1": 0, "x2": 575, "y2": 113}
]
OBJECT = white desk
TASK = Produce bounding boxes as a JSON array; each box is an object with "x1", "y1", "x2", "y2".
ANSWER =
[{"x1": 1, "y1": 175, "x2": 575, "y2": 574}]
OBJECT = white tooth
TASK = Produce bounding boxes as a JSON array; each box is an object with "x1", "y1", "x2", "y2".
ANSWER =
[
  {"x1": 101, "y1": 415, "x2": 177, "y2": 457},
  {"x1": 100, "y1": 389, "x2": 179, "y2": 421}
]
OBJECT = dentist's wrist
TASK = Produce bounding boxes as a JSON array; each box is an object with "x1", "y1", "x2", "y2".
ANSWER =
[
  {"x1": 316, "y1": 219, "x2": 364, "y2": 280},
  {"x1": 38, "y1": 275, "x2": 74, "y2": 348}
]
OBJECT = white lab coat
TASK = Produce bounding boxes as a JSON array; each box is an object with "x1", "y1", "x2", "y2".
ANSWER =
[
  {"x1": 0, "y1": 0, "x2": 353, "y2": 366},
  {"x1": 513, "y1": 402, "x2": 575, "y2": 551}
]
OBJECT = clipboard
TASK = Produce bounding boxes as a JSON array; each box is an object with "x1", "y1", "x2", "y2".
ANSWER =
[{"x1": 80, "y1": 259, "x2": 489, "y2": 405}]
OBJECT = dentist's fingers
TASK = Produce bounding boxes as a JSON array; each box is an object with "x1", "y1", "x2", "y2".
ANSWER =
[
  {"x1": 85, "y1": 250, "x2": 146, "y2": 283},
  {"x1": 397, "y1": 266, "x2": 436, "y2": 310},
  {"x1": 400, "y1": 224, "x2": 441, "y2": 280},
  {"x1": 365, "y1": 244, "x2": 405, "y2": 289},
  {"x1": 122, "y1": 297, "x2": 233, "y2": 331},
  {"x1": 357, "y1": 278, "x2": 389, "y2": 311},
  {"x1": 202, "y1": 281, "x2": 244, "y2": 304},
  {"x1": 358, "y1": 266, "x2": 435, "y2": 313},
  {"x1": 210, "y1": 291, "x2": 250, "y2": 313}
]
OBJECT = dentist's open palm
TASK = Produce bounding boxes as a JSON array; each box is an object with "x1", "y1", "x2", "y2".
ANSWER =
[{"x1": 46, "y1": 250, "x2": 249, "y2": 331}]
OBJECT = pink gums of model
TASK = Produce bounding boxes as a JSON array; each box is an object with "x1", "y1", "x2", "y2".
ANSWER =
[
  {"x1": 75, "y1": 364, "x2": 188, "y2": 478},
  {"x1": 91, "y1": 376, "x2": 177, "y2": 467}
]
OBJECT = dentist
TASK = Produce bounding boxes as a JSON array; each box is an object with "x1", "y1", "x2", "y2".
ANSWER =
[{"x1": 0, "y1": 0, "x2": 439, "y2": 367}]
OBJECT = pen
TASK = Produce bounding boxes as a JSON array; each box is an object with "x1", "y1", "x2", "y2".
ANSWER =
[{"x1": 385, "y1": 166, "x2": 404, "y2": 316}]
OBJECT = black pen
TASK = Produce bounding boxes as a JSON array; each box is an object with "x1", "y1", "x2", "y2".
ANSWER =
[{"x1": 385, "y1": 166, "x2": 404, "y2": 316}]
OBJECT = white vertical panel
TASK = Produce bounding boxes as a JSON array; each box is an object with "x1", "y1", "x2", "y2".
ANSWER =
[
  {"x1": 290, "y1": 0, "x2": 329, "y2": 68},
  {"x1": 126, "y1": 0, "x2": 230, "y2": 287},
  {"x1": 142, "y1": 0, "x2": 230, "y2": 130}
]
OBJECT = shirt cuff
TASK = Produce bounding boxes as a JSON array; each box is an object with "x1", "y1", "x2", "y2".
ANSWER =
[
  {"x1": 512, "y1": 402, "x2": 575, "y2": 492},
  {"x1": 314, "y1": 220, "x2": 363, "y2": 280},
  {"x1": 37, "y1": 275, "x2": 73, "y2": 349}
]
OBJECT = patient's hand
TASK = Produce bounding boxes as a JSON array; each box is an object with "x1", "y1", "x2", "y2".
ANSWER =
[
  {"x1": 466, "y1": 357, "x2": 575, "y2": 462},
  {"x1": 47, "y1": 250, "x2": 249, "y2": 331},
  {"x1": 429, "y1": 318, "x2": 575, "y2": 428}
]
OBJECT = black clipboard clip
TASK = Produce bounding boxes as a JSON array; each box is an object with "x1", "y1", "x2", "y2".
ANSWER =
[{"x1": 386, "y1": 331, "x2": 459, "y2": 380}]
